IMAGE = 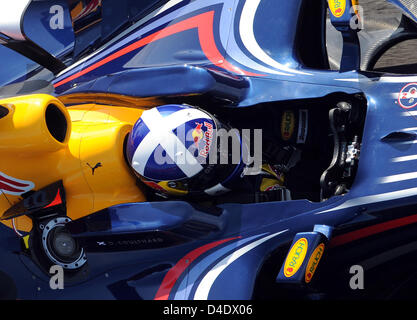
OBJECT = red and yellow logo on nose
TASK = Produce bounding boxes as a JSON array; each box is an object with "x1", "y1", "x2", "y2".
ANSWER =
[
  {"x1": 192, "y1": 122, "x2": 204, "y2": 146},
  {"x1": 284, "y1": 238, "x2": 308, "y2": 278},
  {"x1": 328, "y1": 0, "x2": 346, "y2": 18}
]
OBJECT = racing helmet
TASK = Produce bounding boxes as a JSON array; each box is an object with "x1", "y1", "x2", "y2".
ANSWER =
[{"x1": 125, "y1": 104, "x2": 247, "y2": 196}]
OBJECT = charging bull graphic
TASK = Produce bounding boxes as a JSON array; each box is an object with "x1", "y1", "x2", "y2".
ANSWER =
[{"x1": 192, "y1": 122, "x2": 204, "y2": 146}]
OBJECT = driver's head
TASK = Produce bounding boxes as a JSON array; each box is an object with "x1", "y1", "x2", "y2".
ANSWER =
[{"x1": 125, "y1": 104, "x2": 246, "y2": 196}]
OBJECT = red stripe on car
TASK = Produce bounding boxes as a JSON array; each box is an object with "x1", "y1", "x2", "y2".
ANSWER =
[
  {"x1": 54, "y1": 11, "x2": 262, "y2": 88},
  {"x1": 154, "y1": 236, "x2": 240, "y2": 300},
  {"x1": 330, "y1": 213, "x2": 417, "y2": 247}
]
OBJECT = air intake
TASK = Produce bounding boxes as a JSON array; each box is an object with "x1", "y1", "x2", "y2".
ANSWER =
[{"x1": 45, "y1": 104, "x2": 68, "y2": 143}]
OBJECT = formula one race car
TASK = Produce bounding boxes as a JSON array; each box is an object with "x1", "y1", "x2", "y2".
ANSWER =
[{"x1": 2, "y1": 0, "x2": 417, "y2": 300}]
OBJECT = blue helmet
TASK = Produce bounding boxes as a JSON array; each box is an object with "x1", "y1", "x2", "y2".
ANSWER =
[{"x1": 126, "y1": 104, "x2": 247, "y2": 196}]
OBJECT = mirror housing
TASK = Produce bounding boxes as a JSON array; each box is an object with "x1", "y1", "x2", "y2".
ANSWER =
[{"x1": 0, "y1": 0, "x2": 66, "y2": 74}]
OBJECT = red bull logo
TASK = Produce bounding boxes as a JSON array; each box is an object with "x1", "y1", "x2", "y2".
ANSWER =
[
  {"x1": 199, "y1": 122, "x2": 214, "y2": 158},
  {"x1": 192, "y1": 122, "x2": 204, "y2": 146},
  {"x1": 0, "y1": 171, "x2": 34, "y2": 196},
  {"x1": 191, "y1": 122, "x2": 214, "y2": 158}
]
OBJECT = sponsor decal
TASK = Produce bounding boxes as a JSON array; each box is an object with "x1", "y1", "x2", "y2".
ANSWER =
[
  {"x1": 0, "y1": 171, "x2": 35, "y2": 196},
  {"x1": 93, "y1": 237, "x2": 166, "y2": 249},
  {"x1": 281, "y1": 111, "x2": 295, "y2": 141},
  {"x1": 199, "y1": 121, "x2": 214, "y2": 158},
  {"x1": 86, "y1": 162, "x2": 102, "y2": 175},
  {"x1": 297, "y1": 109, "x2": 308, "y2": 144},
  {"x1": 192, "y1": 122, "x2": 204, "y2": 146},
  {"x1": 284, "y1": 238, "x2": 308, "y2": 278},
  {"x1": 398, "y1": 83, "x2": 417, "y2": 109},
  {"x1": 329, "y1": 0, "x2": 346, "y2": 18},
  {"x1": 305, "y1": 243, "x2": 325, "y2": 283}
]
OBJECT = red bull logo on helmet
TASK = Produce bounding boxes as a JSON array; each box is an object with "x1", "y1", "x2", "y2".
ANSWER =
[
  {"x1": 192, "y1": 122, "x2": 204, "y2": 146},
  {"x1": 191, "y1": 122, "x2": 214, "y2": 158},
  {"x1": 199, "y1": 122, "x2": 214, "y2": 158}
]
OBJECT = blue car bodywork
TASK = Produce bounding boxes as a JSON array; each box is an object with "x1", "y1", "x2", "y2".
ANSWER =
[{"x1": 2, "y1": 0, "x2": 417, "y2": 300}]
